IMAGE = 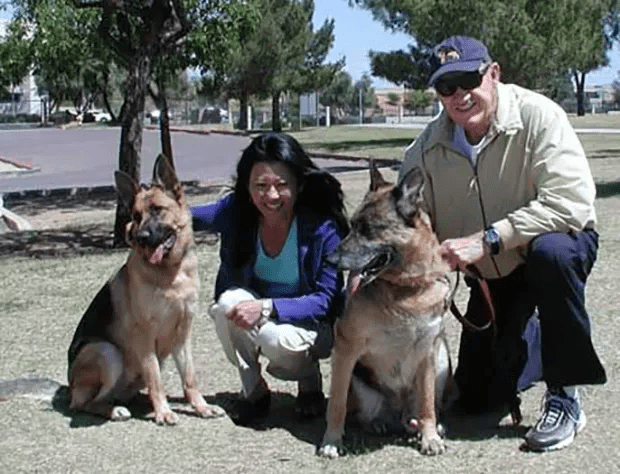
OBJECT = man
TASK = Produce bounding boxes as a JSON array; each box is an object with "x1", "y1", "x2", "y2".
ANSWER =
[{"x1": 399, "y1": 36, "x2": 606, "y2": 452}]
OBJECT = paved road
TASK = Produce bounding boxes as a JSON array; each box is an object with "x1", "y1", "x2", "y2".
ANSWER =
[
  {"x1": 0, "y1": 127, "x2": 373, "y2": 195},
  {"x1": 0, "y1": 127, "x2": 252, "y2": 193}
]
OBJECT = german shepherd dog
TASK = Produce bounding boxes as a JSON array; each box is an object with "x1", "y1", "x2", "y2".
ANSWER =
[
  {"x1": 319, "y1": 165, "x2": 456, "y2": 457},
  {"x1": 67, "y1": 155, "x2": 221, "y2": 424}
]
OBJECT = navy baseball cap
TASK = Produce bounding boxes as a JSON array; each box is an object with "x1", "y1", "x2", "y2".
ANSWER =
[{"x1": 428, "y1": 36, "x2": 492, "y2": 86}]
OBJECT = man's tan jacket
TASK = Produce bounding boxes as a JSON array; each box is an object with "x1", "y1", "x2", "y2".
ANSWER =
[{"x1": 399, "y1": 83, "x2": 596, "y2": 279}]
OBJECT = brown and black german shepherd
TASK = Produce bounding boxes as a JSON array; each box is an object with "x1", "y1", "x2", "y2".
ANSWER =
[
  {"x1": 319, "y1": 164, "x2": 457, "y2": 457},
  {"x1": 67, "y1": 155, "x2": 222, "y2": 424}
]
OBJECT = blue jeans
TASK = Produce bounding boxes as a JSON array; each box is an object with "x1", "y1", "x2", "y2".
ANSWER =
[{"x1": 454, "y1": 230, "x2": 606, "y2": 412}]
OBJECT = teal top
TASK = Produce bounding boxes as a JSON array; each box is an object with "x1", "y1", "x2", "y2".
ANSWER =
[{"x1": 254, "y1": 217, "x2": 300, "y2": 297}]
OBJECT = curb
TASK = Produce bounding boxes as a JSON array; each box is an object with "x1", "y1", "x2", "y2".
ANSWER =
[
  {"x1": 144, "y1": 125, "x2": 250, "y2": 137},
  {"x1": 0, "y1": 156, "x2": 41, "y2": 176}
]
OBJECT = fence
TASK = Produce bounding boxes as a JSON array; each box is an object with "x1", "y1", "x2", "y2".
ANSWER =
[{"x1": 0, "y1": 98, "x2": 45, "y2": 122}]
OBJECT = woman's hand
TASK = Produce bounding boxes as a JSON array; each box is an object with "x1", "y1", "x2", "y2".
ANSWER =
[
  {"x1": 227, "y1": 300, "x2": 264, "y2": 329},
  {"x1": 440, "y1": 231, "x2": 486, "y2": 271}
]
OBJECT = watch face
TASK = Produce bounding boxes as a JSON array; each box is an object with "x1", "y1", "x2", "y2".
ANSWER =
[{"x1": 484, "y1": 227, "x2": 500, "y2": 255}]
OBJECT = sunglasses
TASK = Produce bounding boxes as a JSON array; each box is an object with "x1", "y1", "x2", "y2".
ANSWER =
[{"x1": 434, "y1": 65, "x2": 489, "y2": 97}]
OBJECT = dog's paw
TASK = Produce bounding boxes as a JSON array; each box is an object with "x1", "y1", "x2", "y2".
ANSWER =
[
  {"x1": 110, "y1": 406, "x2": 131, "y2": 421},
  {"x1": 408, "y1": 419, "x2": 446, "y2": 455},
  {"x1": 419, "y1": 434, "x2": 446, "y2": 456},
  {"x1": 154, "y1": 410, "x2": 179, "y2": 426},
  {"x1": 317, "y1": 442, "x2": 343, "y2": 459},
  {"x1": 196, "y1": 404, "x2": 226, "y2": 419}
]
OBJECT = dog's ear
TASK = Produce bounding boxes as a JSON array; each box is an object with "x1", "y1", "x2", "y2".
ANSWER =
[
  {"x1": 152, "y1": 154, "x2": 184, "y2": 203},
  {"x1": 393, "y1": 166, "x2": 425, "y2": 223},
  {"x1": 369, "y1": 160, "x2": 390, "y2": 191},
  {"x1": 115, "y1": 170, "x2": 140, "y2": 211}
]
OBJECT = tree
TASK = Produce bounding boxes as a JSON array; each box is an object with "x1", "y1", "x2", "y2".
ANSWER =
[
  {"x1": 270, "y1": 0, "x2": 343, "y2": 131},
  {"x1": 386, "y1": 92, "x2": 400, "y2": 107},
  {"x1": 403, "y1": 89, "x2": 432, "y2": 113},
  {"x1": 354, "y1": 72, "x2": 374, "y2": 122},
  {"x1": 201, "y1": 0, "x2": 341, "y2": 131},
  {"x1": 535, "y1": 1, "x2": 619, "y2": 115},
  {"x1": 613, "y1": 71, "x2": 620, "y2": 107},
  {"x1": 348, "y1": 0, "x2": 619, "y2": 115},
  {"x1": 369, "y1": 44, "x2": 434, "y2": 89},
  {"x1": 33, "y1": 1, "x2": 116, "y2": 115},
  {"x1": 70, "y1": 0, "x2": 193, "y2": 246},
  {"x1": 0, "y1": 17, "x2": 32, "y2": 96},
  {"x1": 4, "y1": 1, "x2": 119, "y2": 115},
  {"x1": 319, "y1": 70, "x2": 355, "y2": 119},
  {"x1": 540, "y1": 71, "x2": 575, "y2": 105}
]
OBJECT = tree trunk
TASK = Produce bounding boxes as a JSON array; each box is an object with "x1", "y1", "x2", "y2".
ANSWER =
[
  {"x1": 574, "y1": 71, "x2": 586, "y2": 117},
  {"x1": 238, "y1": 94, "x2": 248, "y2": 130},
  {"x1": 101, "y1": 86, "x2": 116, "y2": 122},
  {"x1": 156, "y1": 77, "x2": 174, "y2": 167},
  {"x1": 271, "y1": 91, "x2": 282, "y2": 132},
  {"x1": 113, "y1": 55, "x2": 150, "y2": 247}
]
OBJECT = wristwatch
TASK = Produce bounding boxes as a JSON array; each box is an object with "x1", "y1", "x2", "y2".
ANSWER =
[
  {"x1": 483, "y1": 226, "x2": 501, "y2": 255},
  {"x1": 256, "y1": 299, "x2": 273, "y2": 328},
  {"x1": 261, "y1": 299, "x2": 273, "y2": 318}
]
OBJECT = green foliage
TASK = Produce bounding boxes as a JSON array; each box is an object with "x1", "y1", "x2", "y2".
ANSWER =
[
  {"x1": 320, "y1": 70, "x2": 355, "y2": 115},
  {"x1": 349, "y1": 0, "x2": 618, "y2": 91},
  {"x1": 0, "y1": 17, "x2": 32, "y2": 92},
  {"x1": 30, "y1": 0, "x2": 112, "y2": 112},
  {"x1": 201, "y1": 0, "x2": 341, "y2": 129},
  {"x1": 613, "y1": 72, "x2": 620, "y2": 106},
  {"x1": 540, "y1": 71, "x2": 576, "y2": 104},
  {"x1": 386, "y1": 92, "x2": 400, "y2": 106},
  {"x1": 355, "y1": 72, "x2": 374, "y2": 108},
  {"x1": 403, "y1": 88, "x2": 432, "y2": 111}
]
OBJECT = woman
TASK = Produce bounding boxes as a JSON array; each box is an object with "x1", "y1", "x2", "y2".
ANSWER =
[{"x1": 192, "y1": 133, "x2": 349, "y2": 425}]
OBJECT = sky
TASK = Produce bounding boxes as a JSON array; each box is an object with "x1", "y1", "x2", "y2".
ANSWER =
[
  {"x1": 1, "y1": 2, "x2": 618, "y2": 88},
  {"x1": 314, "y1": 0, "x2": 620, "y2": 88}
]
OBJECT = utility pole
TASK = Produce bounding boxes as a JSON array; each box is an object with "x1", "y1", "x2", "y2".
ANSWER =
[{"x1": 359, "y1": 87, "x2": 363, "y2": 125}]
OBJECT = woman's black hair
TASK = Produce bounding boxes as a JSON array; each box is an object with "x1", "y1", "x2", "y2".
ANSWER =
[{"x1": 231, "y1": 132, "x2": 349, "y2": 268}]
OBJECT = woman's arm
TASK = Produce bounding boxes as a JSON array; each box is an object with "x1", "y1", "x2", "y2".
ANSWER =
[{"x1": 191, "y1": 193, "x2": 234, "y2": 233}]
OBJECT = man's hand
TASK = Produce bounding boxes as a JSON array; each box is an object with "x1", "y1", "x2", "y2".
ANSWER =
[
  {"x1": 227, "y1": 301, "x2": 263, "y2": 329},
  {"x1": 441, "y1": 231, "x2": 486, "y2": 271}
]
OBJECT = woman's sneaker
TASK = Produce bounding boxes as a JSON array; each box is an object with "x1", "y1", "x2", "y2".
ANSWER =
[{"x1": 524, "y1": 387, "x2": 586, "y2": 451}]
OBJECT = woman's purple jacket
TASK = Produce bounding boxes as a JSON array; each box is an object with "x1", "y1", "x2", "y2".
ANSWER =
[{"x1": 191, "y1": 193, "x2": 346, "y2": 327}]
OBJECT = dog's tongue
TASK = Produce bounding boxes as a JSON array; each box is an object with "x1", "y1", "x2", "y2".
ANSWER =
[
  {"x1": 347, "y1": 271, "x2": 362, "y2": 295},
  {"x1": 149, "y1": 243, "x2": 165, "y2": 265}
]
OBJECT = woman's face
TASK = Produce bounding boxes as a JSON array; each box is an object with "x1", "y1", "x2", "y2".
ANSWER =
[{"x1": 248, "y1": 161, "x2": 298, "y2": 221}]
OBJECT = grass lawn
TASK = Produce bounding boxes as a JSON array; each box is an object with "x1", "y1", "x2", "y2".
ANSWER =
[
  {"x1": 284, "y1": 113, "x2": 620, "y2": 161},
  {"x1": 1, "y1": 124, "x2": 619, "y2": 473},
  {"x1": 289, "y1": 126, "x2": 420, "y2": 161}
]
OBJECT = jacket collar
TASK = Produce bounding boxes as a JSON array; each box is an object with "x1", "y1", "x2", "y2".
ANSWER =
[{"x1": 423, "y1": 82, "x2": 524, "y2": 154}]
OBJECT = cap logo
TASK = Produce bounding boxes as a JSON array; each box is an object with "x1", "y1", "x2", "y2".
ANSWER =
[{"x1": 438, "y1": 48, "x2": 460, "y2": 64}]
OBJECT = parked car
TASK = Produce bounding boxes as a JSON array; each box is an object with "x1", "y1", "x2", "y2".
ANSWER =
[{"x1": 83, "y1": 110, "x2": 112, "y2": 123}]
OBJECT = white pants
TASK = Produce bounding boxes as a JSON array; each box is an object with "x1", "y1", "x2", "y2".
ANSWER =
[{"x1": 208, "y1": 288, "x2": 323, "y2": 399}]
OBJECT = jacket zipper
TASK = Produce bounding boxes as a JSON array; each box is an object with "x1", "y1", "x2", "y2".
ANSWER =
[{"x1": 473, "y1": 146, "x2": 502, "y2": 277}]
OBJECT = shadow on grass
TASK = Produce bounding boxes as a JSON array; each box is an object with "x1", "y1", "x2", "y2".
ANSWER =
[
  {"x1": 589, "y1": 149, "x2": 620, "y2": 159},
  {"x1": 0, "y1": 225, "x2": 220, "y2": 259},
  {"x1": 49, "y1": 387, "x2": 224, "y2": 428},
  {"x1": 210, "y1": 390, "x2": 323, "y2": 446},
  {"x1": 305, "y1": 138, "x2": 412, "y2": 153},
  {"x1": 442, "y1": 410, "x2": 529, "y2": 442},
  {"x1": 596, "y1": 180, "x2": 620, "y2": 198},
  {"x1": 204, "y1": 390, "x2": 528, "y2": 456},
  {"x1": 4, "y1": 182, "x2": 228, "y2": 218}
]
